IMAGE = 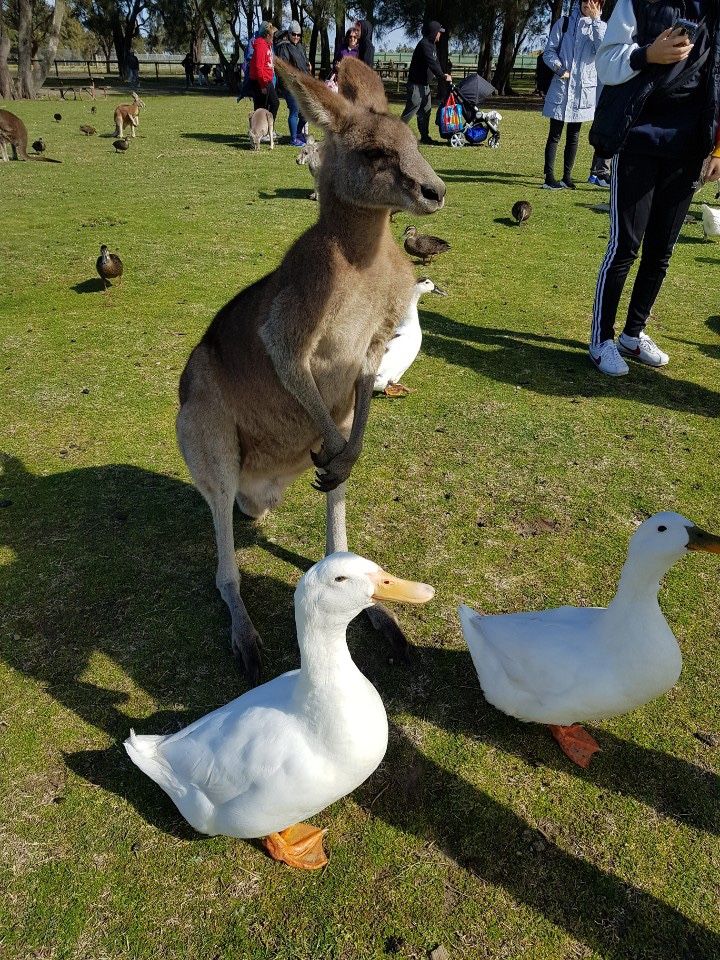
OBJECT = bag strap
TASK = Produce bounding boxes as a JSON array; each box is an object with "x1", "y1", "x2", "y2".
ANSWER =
[{"x1": 663, "y1": 46, "x2": 711, "y2": 94}]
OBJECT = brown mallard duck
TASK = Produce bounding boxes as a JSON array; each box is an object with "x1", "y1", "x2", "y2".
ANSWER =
[
  {"x1": 403, "y1": 225, "x2": 451, "y2": 265},
  {"x1": 96, "y1": 244, "x2": 123, "y2": 291},
  {"x1": 112, "y1": 137, "x2": 130, "y2": 153},
  {"x1": 511, "y1": 200, "x2": 532, "y2": 225},
  {"x1": 32, "y1": 138, "x2": 46, "y2": 154},
  {"x1": 90, "y1": 105, "x2": 97, "y2": 115},
  {"x1": 80, "y1": 124, "x2": 97, "y2": 136},
  {"x1": 53, "y1": 113, "x2": 62, "y2": 122}
]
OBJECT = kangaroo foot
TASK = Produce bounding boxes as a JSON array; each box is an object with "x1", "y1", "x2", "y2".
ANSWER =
[
  {"x1": 219, "y1": 581, "x2": 264, "y2": 686},
  {"x1": 365, "y1": 603, "x2": 411, "y2": 664}
]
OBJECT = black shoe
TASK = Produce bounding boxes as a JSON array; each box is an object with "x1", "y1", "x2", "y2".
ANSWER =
[
  {"x1": 561, "y1": 177, "x2": 577, "y2": 189},
  {"x1": 419, "y1": 136, "x2": 439, "y2": 145},
  {"x1": 542, "y1": 179, "x2": 565, "y2": 190}
]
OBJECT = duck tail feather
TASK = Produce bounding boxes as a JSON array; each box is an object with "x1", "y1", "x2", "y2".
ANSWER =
[{"x1": 124, "y1": 729, "x2": 187, "y2": 799}]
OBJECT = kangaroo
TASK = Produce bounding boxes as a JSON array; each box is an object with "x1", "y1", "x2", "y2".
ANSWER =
[
  {"x1": 248, "y1": 108, "x2": 274, "y2": 151},
  {"x1": 114, "y1": 91, "x2": 145, "y2": 139},
  {"x1": 177, "y1": 57, "x2": 445, "y2": 685},
  {"x1": 296, "y1": 136, "x2": 320, "y2": 199},
  {"x1": 0, "y1": 110, "x2": 61, "y2": 163}
]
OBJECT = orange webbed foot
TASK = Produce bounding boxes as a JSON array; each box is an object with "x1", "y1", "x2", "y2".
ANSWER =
[
  {"x1": 384, "y1": 382, "x2": 413, "y2": 397},
  {"x1": 262, "y1": 823, "x2": 328, "y2": 870},
  {"x1": 548, "y1": 724, "x2": 601, "y2": 768}
]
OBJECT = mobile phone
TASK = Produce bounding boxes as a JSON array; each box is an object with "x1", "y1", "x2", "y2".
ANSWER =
[{"x1": 671, "y1": 18, "x2": 699, "y2": 43}]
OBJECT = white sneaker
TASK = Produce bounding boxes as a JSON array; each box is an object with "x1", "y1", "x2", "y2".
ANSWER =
[
  {"x1": 618, "y1": 331, "x2": 669, "y2": 367},
  {"x1": 589, "y1": 339, "x2": 629, "y2": 376}
]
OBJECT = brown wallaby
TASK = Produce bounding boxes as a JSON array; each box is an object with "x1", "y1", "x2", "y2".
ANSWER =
[
  {"x1": 114, "y1": 92, "x2": 145, "y2": 139},
  {"x1": 0, "y1": 110, "x2": 61, "y2": 163},
  {"x1": 248, "y1": 108, "x2": 274, "y2": 151},
  {"x1": 177, "y1": 57, "x2": 445, "y2": 685}
]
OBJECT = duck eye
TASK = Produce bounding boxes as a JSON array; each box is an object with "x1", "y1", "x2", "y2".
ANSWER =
[
  {"x1": 658, "y1": 525, "x2": 667, "y2": 532},
  {"x1": 335, "y1": 576, "x2": 347, "y2": 582}
]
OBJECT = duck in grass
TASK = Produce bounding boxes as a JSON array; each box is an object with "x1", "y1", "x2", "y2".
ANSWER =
[
  {"x1": 373, "y1": 277, "x2": 446, "y2": 396},
  {"x1": 112, "y1": 137, "x2": 130, "y2": 153},
  {"x1": 459, "y1": 513, "x2": 720, "y2": 767},
  {"x1": 96, "y1": 244, "x2": 123, "y2": 291},
  {"x1": 125, "y1": 553, "x2": 434, "y2": 869},
  {"x1": 403, "y1": 225, "x2": 451, "y2": 265}
]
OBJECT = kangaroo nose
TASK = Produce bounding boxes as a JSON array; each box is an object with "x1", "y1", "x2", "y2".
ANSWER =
[{"x1": 421, "y1": 183, "x2": 445, "y2": 203}]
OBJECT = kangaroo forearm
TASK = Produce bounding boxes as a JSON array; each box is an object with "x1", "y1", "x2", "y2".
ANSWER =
[
  {"x1": 347, "y1": 371, "x2": 375, "y2": 453},
  {"x1": 279, "y1": 361, "x2": 346, "y2": 453}
]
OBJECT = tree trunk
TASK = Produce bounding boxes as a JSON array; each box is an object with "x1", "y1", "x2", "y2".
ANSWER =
[
  {"x1": 309, "y1": 18, "x2": 319, "y2": 74},
  {"x1": 548, "y1": 0, "x2": 563, "y2": 21},
  {"x1": 320, "y1": 22, "x2": 330, "y2": 77},
  {"x1": 290, "y1": 0, "x2": 300, "y2": 21},
  {"x1": 0, "y1": 0, "x2": 16, "y2": 99},
  {"x1": 32, "y1": 0, "x2": 65, "y2": 94},
  {"x1": 334, "y1": 4, "x2": 345, "y2": 55},
  {"x1": 492, "y1": 4, "x2": 523, "y2": 95},
  {"x1": 17, "y1": 0, "x2": 34, "y2": 98}
]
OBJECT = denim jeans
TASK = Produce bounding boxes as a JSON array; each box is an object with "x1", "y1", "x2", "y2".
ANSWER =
[{"x1": 283, "y1": 90, "x2": 304, "y2": 140}]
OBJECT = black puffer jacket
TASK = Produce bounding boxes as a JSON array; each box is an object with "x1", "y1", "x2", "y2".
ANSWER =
[{"x1": 590, "y1": 0, "x2": 720, "y2": 156}]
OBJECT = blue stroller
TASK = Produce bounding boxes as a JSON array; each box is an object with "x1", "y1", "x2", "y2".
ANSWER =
[{"x1": 437, "y1": 73, "x2": 502, "y2": 149}]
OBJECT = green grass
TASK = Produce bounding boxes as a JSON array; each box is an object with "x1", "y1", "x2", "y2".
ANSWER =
[{"x1": 1, "y1": 88, "x2": 719, "y2": 960}]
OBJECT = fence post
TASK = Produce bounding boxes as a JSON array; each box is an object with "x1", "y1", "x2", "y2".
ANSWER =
[
  {"x1": 155, "y1": 62, "x2": 159, "y2": 79},
  {"x1": 54, "y1": 60, "x2": 59, "y2": 78},
  {"x1": 87, "y1": 61, "x2": 92, "y2": 79}
]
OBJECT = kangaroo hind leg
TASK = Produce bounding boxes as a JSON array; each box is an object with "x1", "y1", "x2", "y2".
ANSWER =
[{"x1": 177, "y1": 400, "x2": 263, "y2": 685}]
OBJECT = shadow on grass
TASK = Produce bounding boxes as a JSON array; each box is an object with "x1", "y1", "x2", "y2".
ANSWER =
[
  {"x1": 418, "y1": 310, "x2": 720, "y2": 418},
  {"x1": 434, "y1": 168, "x2": 539, "y2": 187},
  {"x1": 363, "y1": 718, "x2": 719, "y2": 960},
  {"x1": 71, "y1": 278, "x2": 106, "y2": 294},
  {"x1": 696, "y1": 256, "x2": 720, "y2": 264},
  {"x1": 258, "y1": 188, "x2": 314, "y2": 200},
  {"x1": 180, "y1": 132, "x2": 245, "y2": 149},
  {"x1": 3, "y1": 455, "x2": 718, "y2": 956},
  {"x1": 493, "y1": 216, "x2": 519, "y2": 227}
]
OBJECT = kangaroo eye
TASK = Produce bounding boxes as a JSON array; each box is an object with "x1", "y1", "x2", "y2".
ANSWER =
[
  {"x1": 658, "y1": 525, "x2": 667, "y2": 532},
  {"x1": 335, "y1": 576, "x2": 348, "y2": 582}
]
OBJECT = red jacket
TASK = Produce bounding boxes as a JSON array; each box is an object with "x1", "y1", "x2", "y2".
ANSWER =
[{"x1": 250, "y1": 36, "x2": 274, "y2": 88}]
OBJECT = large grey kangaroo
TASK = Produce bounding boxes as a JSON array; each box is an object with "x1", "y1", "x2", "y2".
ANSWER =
[{"x1": 177, "y1": 57, "x2": 446, "y2": 684}]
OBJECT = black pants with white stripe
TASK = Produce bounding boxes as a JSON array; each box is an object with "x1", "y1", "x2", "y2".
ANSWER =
[{"x1": 590, "y1": 151, "x2": 702, "y2": 348}]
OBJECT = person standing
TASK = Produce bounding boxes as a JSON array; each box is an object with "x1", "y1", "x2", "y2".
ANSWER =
[
  {"x1": 356, "y1": 20, "x2": 375, "y2": 68},
  {"x1": 542, "y1": 0, "x2": 606, "y2": 188},
  {"x1": 588, "y1": 0, "x2": 720, "y2": 376},
  {"x1": 181, "y1": 52, "x2": 194, "y2": 88},
  {"x1": 249, "y1": 22, "x2": 279, "y2": 120},
  {"x1": 275, "y1": 21, "x2": 311, "y2": 145},
  {"x1": 400, "y1": 21, "x2": 453, "y2": 146}
]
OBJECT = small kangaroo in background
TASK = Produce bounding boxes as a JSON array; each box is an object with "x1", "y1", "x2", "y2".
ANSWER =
[
  {"x1": 248, "y1": 108, "x2": 274, "y2": 150},
  {"x1": 177, "y1": 57, "x2": 446, "y2": 684},
  {"x1": 114, "y1": 91, "x2": 145, "y2": 138},
  {"x1": 0, "y1": 110, "x2": 61, "y2": 163},
  {"x1": 295, "y1": 136, "x2": 320, "y2": 199}
]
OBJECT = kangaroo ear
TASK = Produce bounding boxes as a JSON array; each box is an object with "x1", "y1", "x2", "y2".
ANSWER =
[
  {"x1": 275, "y1": 61, "x2": 350, "y2": 131},
  {"x1": 337, "y1": 58, "x2": 388, "y2": 113}
]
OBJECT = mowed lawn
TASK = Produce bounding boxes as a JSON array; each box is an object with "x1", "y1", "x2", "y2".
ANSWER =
[{"x1": 1, "y1": 88, "x2": 719, "y2": 960}]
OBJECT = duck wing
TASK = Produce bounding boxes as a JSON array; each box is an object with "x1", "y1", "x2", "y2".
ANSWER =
[{"x1": 459, "y1": 603, "x2": 605, "y2": 723}]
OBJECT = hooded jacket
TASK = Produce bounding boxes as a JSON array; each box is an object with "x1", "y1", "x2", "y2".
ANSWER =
[
  {"x1": 357, "y1": 20, "x2": 375, "y2": 68},
  {"x1": 250, "y1": 35, "x2": 274, "y2": 88},
  {"x1": 542, "y1": 2, "x2": 606, "y2": 123},
  {"x1": 407, "y1": 24, "x2": 446, "y2": 85}
]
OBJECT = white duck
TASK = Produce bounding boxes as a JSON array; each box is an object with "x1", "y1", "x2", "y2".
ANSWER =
[
  {"x1": 373, "y1": 277, "x2": 446, "y2": 397},
  {"x1": 459, "y1": 513, "x2": 720, "y2": 768},
  {"x1": 125, "y1": 553, "x2": 433, "y2": 869},
  {"x1": 701, "y1": 203, "x2": 720, "y2": 238}
]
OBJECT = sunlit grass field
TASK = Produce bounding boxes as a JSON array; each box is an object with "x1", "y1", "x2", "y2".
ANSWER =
[{"x1": 1, "y1": 86, "x2": 719, "y2": 960}]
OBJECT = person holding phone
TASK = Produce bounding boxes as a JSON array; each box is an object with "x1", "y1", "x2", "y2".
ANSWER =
[
  {"x1": 588, "y1": 0, "x2": 720, "y2": 376},
  {"x1": 542, "y1": 0, "x2": 606, "y2": 189}
]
